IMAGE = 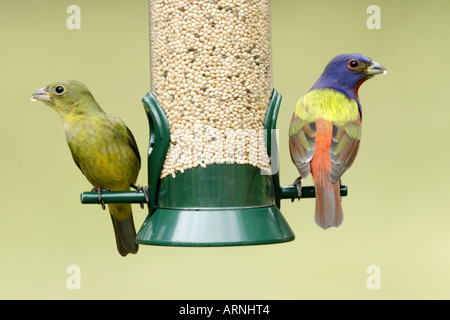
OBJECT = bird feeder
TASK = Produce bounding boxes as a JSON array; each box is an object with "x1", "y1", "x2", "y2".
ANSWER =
[{"x1": 81, "y1": 0, "x2": 347, "y2": 247}]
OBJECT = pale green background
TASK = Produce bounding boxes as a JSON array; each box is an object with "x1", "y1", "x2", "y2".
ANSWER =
[{"x1": 1, "y1": 0, "x2": 449, "y2": 299}]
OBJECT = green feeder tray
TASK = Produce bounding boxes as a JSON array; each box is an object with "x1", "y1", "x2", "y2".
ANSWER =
[{"x1": 80, "y1": 89, "x2": 347, "y2": 247}]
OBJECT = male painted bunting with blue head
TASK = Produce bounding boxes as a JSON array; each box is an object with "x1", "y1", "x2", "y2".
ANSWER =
[
  {"x1": 32, "y1": 80, "x2": 141, "y2": 256},
  {"x1": 289, "y1": 53, "x2": 386, "y2": 229}
]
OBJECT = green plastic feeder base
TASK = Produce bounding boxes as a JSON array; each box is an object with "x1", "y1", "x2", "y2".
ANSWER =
[
  {"x1": 135, "y1": 163, "x2": 295, "y2": 246},
  {"x1": 136, "y1": 206, "x2": 295, "y2": 246}
]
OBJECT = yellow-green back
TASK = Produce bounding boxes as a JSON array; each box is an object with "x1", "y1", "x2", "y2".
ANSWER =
[{"x1": 294, "y1": 89, "x2": 360, "y2": 127}]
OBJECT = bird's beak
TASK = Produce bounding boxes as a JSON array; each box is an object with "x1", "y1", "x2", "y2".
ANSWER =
[
  {"x1": 365, "y1": 61, "x2": 387, "y2": 75},
  {"x1": 31, "y1": 87, "x2": 53, "y2": 102}
]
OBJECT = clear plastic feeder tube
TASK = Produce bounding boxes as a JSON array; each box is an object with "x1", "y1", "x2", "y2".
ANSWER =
[{"x1": 149, "y1": 0, "x2": 273, "y2": 178}]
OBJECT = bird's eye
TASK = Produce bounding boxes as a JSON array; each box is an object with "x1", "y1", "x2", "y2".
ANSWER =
[
  {"x1": 55, "y1": 86, "x2": 65, "y2": 94},
  {"x1": 348, "y1": 60, "x2": 360, "y2": 70}
]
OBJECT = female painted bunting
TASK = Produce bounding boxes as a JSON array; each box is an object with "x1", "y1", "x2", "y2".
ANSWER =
[
  {"x1": 289, "y1": 53, "x2": 386, "y2": 229},
  {"x1": 32, "y1": 80, "x2": 141, "y2": 256}
]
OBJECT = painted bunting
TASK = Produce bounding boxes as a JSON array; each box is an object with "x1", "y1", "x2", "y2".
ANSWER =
[
  {"x1": 289, "y1": 54, "x2": 386, "y2": 229},
  {"x1": 32, "y1": 80, "x2": 141, "y2": 256}
]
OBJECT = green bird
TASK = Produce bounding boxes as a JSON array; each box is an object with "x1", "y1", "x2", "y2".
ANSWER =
[{"x1": 32, "y1": 80, "x2": 141, "y2": 256}]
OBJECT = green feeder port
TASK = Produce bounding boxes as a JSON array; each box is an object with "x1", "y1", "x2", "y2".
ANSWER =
[{"x1": 80, "y1": 90, "x2": 348, "y2": 247}]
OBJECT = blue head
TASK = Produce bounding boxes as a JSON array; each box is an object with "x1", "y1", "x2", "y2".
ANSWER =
[{"x1": 310, "y1": 53, "x2": 386, "y2": 102}]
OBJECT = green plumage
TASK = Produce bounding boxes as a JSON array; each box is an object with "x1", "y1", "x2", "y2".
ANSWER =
[{"x1": 32, "y1": 80, "x2": 140, "y2": 256}]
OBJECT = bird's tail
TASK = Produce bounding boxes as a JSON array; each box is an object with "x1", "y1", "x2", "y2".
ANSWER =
[
  {"x1": 108, "y1": 203, "x2": 139, "y2": 256},
  {"x1": 314, "y1": 179, "x2": 343, "y2": 229}
]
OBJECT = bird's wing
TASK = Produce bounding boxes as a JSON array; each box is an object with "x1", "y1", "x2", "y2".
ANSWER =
[
  {"x1": 288, "y1": 99, "x2": 316, "y2": 178},
  {"x1": 110, "y1": 116, "x2": 141, "y2": 167},
  {"x1": 329, "y1": 116, "x2": 361, "y2": 183},
  {"x1": 125, "y1": 126, "x2": 141, "y2": 167}
]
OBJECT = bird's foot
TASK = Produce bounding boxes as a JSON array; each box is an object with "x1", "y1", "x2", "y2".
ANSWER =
[
  {"x1": 91, "y1": 187, "x2": 110, "y2": 210},
  {"x1": 290, "y1": 177, "x2": 302, "y2": 202},
  {"x1": 130, "y1": 184, "x2": 149, "y2": 209}
]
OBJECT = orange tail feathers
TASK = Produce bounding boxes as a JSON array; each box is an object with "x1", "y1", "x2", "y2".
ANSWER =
[
  {"x1": 314, "y1": 180, "x2": 343, "y2": 229},
  {"x1": 310, "y1": 119, "x2": 343, "y2": 229}
]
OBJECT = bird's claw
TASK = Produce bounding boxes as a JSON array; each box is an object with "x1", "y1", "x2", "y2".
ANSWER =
[
  {"x1": 91, "y1": 187, "x2": 110, "y2": 210},
  {"x1": 290, "y1": 177, "x2": 302, "y2": 202},
  {"x1": 131, "y1": 184, "x2": 149, "y2": 209}
]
